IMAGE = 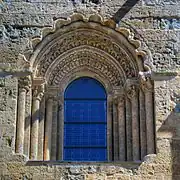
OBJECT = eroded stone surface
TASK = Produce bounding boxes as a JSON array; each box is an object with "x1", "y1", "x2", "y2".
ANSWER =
[{"x1": 0, "y1": 0, "x2": 180, "y2": 179}]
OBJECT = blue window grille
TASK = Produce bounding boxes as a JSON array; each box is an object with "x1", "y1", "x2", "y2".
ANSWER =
[{"x1": 64, "y1": 77, "x2": 107, "y2": 161}]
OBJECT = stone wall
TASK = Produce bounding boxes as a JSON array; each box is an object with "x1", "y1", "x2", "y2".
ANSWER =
[{"x1": 0, "y1": 0, "x2": 180, "y2": 179}]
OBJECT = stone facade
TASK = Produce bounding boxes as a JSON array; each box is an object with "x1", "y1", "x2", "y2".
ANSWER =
[{"x1": 0, "y1": 0, "x2": 180, "y2": 180}]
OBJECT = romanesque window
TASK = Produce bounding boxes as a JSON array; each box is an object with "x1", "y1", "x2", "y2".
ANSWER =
[
  {"x1": 15, "y1": 14, "x2": 155, "y2": 162},
  {"x1": 64, "y1": 77, "x2": 107, "y2": 161}
]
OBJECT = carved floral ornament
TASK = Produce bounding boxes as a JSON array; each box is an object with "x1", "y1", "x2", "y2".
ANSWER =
[
  {"x1": 18, "y1": 76, "x2": 32, "y2": 91},
  {"x1": 47, "y1": 48, "x2": 125, "y2": 87},
  {"x1": 21, "y1": 13, "x2": 152, "y2": 89}
]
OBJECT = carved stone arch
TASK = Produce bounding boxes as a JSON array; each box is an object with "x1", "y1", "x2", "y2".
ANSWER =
[
  {"x1": 33, "y1": 29, "x2": 138, "y2": 82},
  {"x1": 45, "y1": 46, "x2": 126, "y2": 88},
  {"x1": 28, "y1": 13, "x2": 150, "y2": 82},
  {"x1": 15, "y1": 13, "x2": 155, "y2": 162},
  {"x1": 44, "y1": 46, "x2": 126, "y2": 78}
]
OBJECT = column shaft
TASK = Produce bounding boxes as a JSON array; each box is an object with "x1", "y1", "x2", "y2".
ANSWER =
[
  {"x1": 44, "y1": 98, "x2": 53, "y2": 160},
  {"x1": 57, "y1": 103, "x2": 63, "y2": 160},
  {"x1": 113, "y1": 101, "x2": 119, "y2": 161},
  {"x1": 131, "y1": 93, "x2": 140, "y2": 161},
  {"x1": 126, "y1": 97, "x2": 132, "y2": 161},
  {"x1": 30, "y1": 96, "x2": 40, "y2": 160},
  {"x1": 118, "y1": 97, "x2": 125, "y2": 161},
  {"x1": 16, "y1": 88, "x2": 26, "y2": 153},
  {"x1": 38, "y1": 97, "x2": 45, "y2": 160},
  {"x1": 139, "y1": 89, "x2": 147, "y2": 159},
  {"x1": 51, "y1": 100, "x2": 58, "y2": 160},
  {"x1": 107, "y1": 98, "x2": 113, "y2": 161},
  {"x1": 145, "y1": 91, "x2": 155, "y2": 154},
  {"x1": 24, "y1": 89, "x2": 32, "y2": 157}
]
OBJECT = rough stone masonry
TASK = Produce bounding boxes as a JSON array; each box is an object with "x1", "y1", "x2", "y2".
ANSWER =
[{"x1": 0, "y1": 0, "x2": 180, "y2": 179}]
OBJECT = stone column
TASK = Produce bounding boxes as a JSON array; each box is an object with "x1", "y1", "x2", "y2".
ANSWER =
[
  {"x1": 16, "y1": 77, "x2": 31, "y2": 154},
  {"x1": 107, "y1": 96, "x2": 113, "y2": 161},
  {"x1": 113, "y1": 97, "x2": 119, "y2": 161},
  {"x1": 24, "y1": 87, "x2": 32, "y2": 158},
  {"x1": 38, "y1": 96, "x2": 45, "y2": 160},
  {"x1": 57, "y1": 101, "x2": 63, "y2": 160},
  {"x1": 143, "y1": 80, "x2": 155, "y2": 154},
  {"x1": 139, "y1": 88, "x2": 147, "y2": 160},
  {"x1": 130, "y1": 86, "x2": 140, "y2": 161},
  {"x1": 16, "y1": 85, "x2": 27, "y2": 153},
  {"x1": 125, "y1": 95, "x2": 132, "y2": 161},
  {"x1": 44, "y1": 97, "x2": 53, "y2": 160},
  {"x1": 117, "y1": 96, "x2": 126, "y2": 161},
  {"x1": 51, "y1": 99, "x2": 58, "y2": 160},
  {"x1": 30, "y1": 86, "x2": 44, "y2": 160}
]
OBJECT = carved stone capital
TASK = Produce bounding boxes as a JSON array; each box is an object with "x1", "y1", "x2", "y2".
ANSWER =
[
  {"x1": 33, "y1": 84, "x2": 45, "y2": 101},
  {"x1": 118, "y1": 95, "x2": 125, "y2": 105},
  {"x1": 32, "y1": 77, "x2": 46, "y2": 101},
  {"x1": 18, "y1": 76, "x2": 31, "y2": 92},
  {"x1": 115, "y1": 96, "x2": 125, "y2": 112},
  {"x1": 108, "y1": 94, "x2": 113, "y2": 102},
  {"x1": 46, "y1": 95, "x2": 57, "y2": 102},
  {"x1": 45, "y1": 86, "x2": 59, "y2": 101},
  {"x1": 140, "y1": 78, "x2": 153, "y2": 92},
  {"x1": 112, "y1": 94, "x2": 125, "y2": 105},
  {"x1": 126, "y1": 85, "x2": 138, "y2": 99},
  {"x1": 113, "y1": 96, "x2": 119, "y2": 105}
]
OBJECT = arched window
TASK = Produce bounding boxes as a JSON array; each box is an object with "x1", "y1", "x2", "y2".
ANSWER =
[
  {"x1": 64, "y1": 77, "x2": 107, "y2": 161},
  {"x1": 15, "y1": 15, "x2": 156, "y2": 162}
]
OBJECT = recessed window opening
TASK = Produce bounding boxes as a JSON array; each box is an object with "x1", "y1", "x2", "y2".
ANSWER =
[{"x1": 64, "y1": 77, "x2": 107, "y2": 161}]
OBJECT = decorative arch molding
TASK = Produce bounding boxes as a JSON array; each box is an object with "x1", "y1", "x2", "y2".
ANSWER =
[
  {"x1": 15, "y1": 13, "x2": 155, "y2": 162},
  {"x1": 46, "y1": 47, "x2": 125, "y2": 87},
  {"x1": 27, "y1": 13, "x2": 150, "y2": 85},
  {"x1": 33, "y1": 29, "x2": 138, "y2": 81}
]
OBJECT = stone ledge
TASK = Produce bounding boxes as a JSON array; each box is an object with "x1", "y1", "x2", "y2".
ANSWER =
[
  {"x1": 26, "y1": 160, "x2": 142, "y2": 168},
  {"x1": 151, "y1": 71, "x2": 179, "y2": 81}
]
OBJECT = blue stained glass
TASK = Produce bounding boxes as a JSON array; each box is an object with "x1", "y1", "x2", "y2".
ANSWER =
[
  {"x1": 64, "y1": 100, "x2": 106, "y2": 122},
  {"x1": 64, "y1": 148, "x2": 107, "y2": 161},
  {"x1": 64, "y1": 77, "x2": 107, "y2": 161},
  {"x1": 64, "y1": 77, "x2": 107, "y2": 99},
  {"x1": 64, "y1": 124, "x2": 107, "y2": 146}
]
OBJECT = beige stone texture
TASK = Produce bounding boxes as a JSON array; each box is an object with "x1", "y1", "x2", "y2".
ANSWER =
[{"x1": 0, "y1": 0, "x2": 180, "y2": 179}]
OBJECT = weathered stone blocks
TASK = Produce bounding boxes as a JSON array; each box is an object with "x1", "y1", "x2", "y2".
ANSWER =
[{"x1": 0, "y1": 0, "x2": 180, "y2": 179}]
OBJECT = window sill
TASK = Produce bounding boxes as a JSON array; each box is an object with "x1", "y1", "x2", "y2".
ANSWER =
[{"x1": 26, "y1": 160, "x2": 142, "y2": 168}]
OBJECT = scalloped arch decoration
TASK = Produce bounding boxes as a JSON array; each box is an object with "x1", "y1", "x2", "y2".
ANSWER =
[{"x1": 29, "y1": 13, "x2": 148, "y2": 87}]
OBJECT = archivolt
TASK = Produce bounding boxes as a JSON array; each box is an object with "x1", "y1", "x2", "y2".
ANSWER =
[
  {"x1": 28, "y1": 13, "x2": 149, "y2": 87},
  {"x1": 45, "y1": 47, "x2": 125, "y2": 87}
]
